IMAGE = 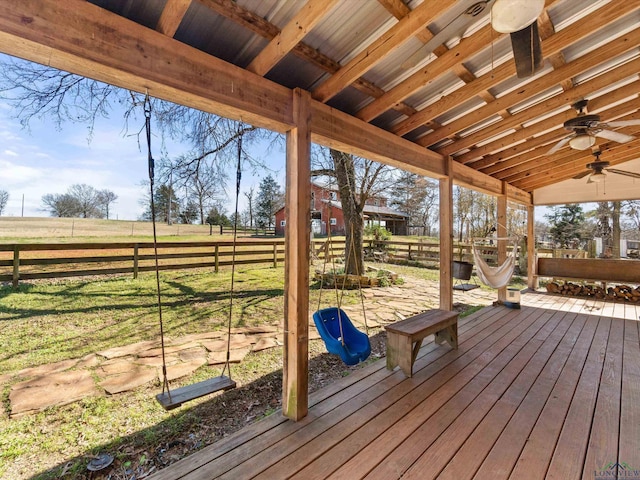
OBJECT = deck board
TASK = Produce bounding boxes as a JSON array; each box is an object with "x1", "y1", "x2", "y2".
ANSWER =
[{"x1": 149, "y1": 294, "x2": 640, "y2": 480}]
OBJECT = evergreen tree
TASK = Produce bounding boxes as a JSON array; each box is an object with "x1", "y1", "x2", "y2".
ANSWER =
[
  {"x1": 545, "y1": 204, "x2": 586, "y2": 248},
  {"x1": 255, "y1": 175, "x2": 283, "y2": 229},
  {"x1": 141, "y1": 184, "x2": 179, "y2": 224}
]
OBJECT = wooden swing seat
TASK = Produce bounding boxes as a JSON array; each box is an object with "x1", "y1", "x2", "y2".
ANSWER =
[{"x1": 155, "y1": 375, "x2": 236, "y2": 410}]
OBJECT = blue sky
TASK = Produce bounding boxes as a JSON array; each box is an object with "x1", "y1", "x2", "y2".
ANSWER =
[{"x1": 0, "y1": 90, "x2": 287, "y2": 221}]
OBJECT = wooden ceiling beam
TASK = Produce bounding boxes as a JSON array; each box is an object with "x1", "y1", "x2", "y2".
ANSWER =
[
  {"x1": 503, "y1": 124, "x2": 640, "y2": 185},
  {"x1": 0, "y1": 0, "x2": 295, "y2": 132},
  {"x1": 156, "y1": 0, "x2": 192, "y2": 37},
  {"x1": 310, "y1": 100, "x2": 446, "y2": 178},
  {"x1": 435, "y1": 49, "x2": 640, "y2": 161},
  {"x1": 399, "y1": 1, "x2": 639, "y2": 142},
  {"x1": 426, "y1": 27, "x2": 640, "y2": 153},
  {"x1": 246, "y1": 0, "x2": 339, "y2": 76},
  {"x1": 516, "y1": 140, "x2": 640, "y2": 191},
  {"x1": 311, "y1": 0, "x2": 457, "y2": 103},
  {"x1": 198, "y1": 0, "x2": 416, "y2": 117},
  {"x1": 483, "y1": 99, "x2": 640, "y2": 177},
  {"x1": 356, "y1": 23, "x2": 500, "y2": 122},
  {"x1": 455, "y1": 80, "x2": 640, "y2": 173}
]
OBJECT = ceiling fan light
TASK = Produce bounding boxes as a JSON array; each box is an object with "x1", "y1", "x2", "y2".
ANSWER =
[
  {"x1": 491, "y1": 0, "x2": 545, "y2": 33},
  {"x1": 590, "y1": 172, "x2": 606, "y2": 183},
  {"x1": 569, "y1": 134, "x2": 596, "y2": 150}
]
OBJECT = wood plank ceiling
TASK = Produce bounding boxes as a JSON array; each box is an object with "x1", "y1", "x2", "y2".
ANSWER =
[{"x1": 25, "y1": 0, "x2": 640, "y2": 198}]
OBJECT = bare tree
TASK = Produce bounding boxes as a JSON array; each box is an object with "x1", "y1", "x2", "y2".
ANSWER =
[
  {"x1": 0, "y1": 190, "x2": 8, "y2": 215},
  {"x1": 311, "y1": 149, "x2": 394, "y2": 275},
  {"x1": 41, "y1": 184, "x2": 116, "y2": 218},
  {"x1": 623, "y1": 200, "x2": 640, "y2": 238},
  {"x1": 97, "y1": 189, "x2": 118, "y2": 219},
  {"x1": 244, "y1": 187, "x2": 255, "y2": 229}
]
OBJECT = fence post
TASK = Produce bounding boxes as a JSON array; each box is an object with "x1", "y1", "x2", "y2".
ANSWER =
[
  {"x1": 12, "y1": 245, "x2": 19, "y2": 288},
  {"x1": 273, "y1": 243, "x2": 278, "y2": 268},
  {"x1": 408, "y1": 243, "x2": 412, "y2": 261},
  {"x1": 133, "y1": 244, "x2": 139, "y2": 279},
  {"x1": 219, "y1": 224, "x2": 223, "y2": 235},
  {"x1": 215, "y1": 244, "x2": 219, "y2": 273}
]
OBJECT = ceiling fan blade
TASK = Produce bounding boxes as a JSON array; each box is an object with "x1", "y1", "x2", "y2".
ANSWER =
[
  {"x1": 606, "y1": 168, "x2": 640, "y2": 179},
  {"x1": 510, "y1": 22, "x2": 543, "y2": 78},
  {"x1": 602, "y1": 119, "x2": 640, "y2": 127},
  {"x1": 572, "y1": 170, "x2": 592, "y2": 179},
  {"x1": 586, "y1": 174, "x2": 594, "y2": 184},
  {"x1": 546, "y1": 135, "x2": 572, "y2": 155},
  {"x1": 594, "y1": 129, "x2": 636, "y2": 143}
]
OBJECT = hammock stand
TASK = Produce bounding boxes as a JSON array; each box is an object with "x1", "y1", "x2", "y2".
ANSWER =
[{"x1": 144, "y1": 95, "x2": 239, "y2": 410}]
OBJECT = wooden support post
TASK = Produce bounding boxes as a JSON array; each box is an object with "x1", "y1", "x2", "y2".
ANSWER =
[
  {"x1": 273, "y1": 243, "x2": 278, "y2": 268},
  {"x1": 497, "y1": 186, "x2": 507, "y2": 303},
  {"x1": 527, "y1": 204, "x2": 538, "y2": 290},
  {"x1": 133, "y1": 244, "x2": 139, "y2": 279},
  {"x1": 12, "y1": 245, "x2": 19, "y2": 288},
  {"x1": 439, "y1": 157, "x2": 453, "y2": 311},
  {"x1": 283, "y1": 88, "x2": 311, "y2": 421},
  {"x1": 214, "y1": 244, "x2": 219, "y2": 273}
]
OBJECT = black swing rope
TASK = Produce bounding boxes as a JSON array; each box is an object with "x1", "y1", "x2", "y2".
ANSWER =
[
  {"x1": 144, "y1": 94, "x2": 172, "y2": 402},
  {"x1": 222, "y1": 123, "x2": 244, "y2": 378},
  {"x1": 145, "y1": 94, "x2": 241, "y2": 407}
]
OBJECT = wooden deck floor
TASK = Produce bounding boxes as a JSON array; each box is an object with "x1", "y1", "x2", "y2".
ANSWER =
[{"x1": 151, "y1": 293, "x2": 640, "y2": 480}]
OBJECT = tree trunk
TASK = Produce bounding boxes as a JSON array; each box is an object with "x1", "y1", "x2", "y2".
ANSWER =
[
  {"x1": 330, "y1": 150, "x2": 365, "y2": 276},
  {"x1": 612, "y1": 201, "x2": 621, "y2": 259}
]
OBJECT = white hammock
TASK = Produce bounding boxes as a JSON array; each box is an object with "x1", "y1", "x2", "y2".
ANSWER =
[{"x1": 472, "y1": 237, "x2": 517, "y2": 289}]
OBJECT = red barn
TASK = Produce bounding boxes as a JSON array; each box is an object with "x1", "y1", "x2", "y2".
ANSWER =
[{"x1": 274, "y1": 182, "x2": 408, "y2": 236}]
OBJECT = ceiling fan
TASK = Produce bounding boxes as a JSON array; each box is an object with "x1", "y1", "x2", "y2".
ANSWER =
[
  {"x1": 401, "y1": 0, "x2": 543, "y2": 77},
  {"x1": 573, "y1": 150, "x2": 640, "y2": 184},
  {"x1": 547, "y1": 99, "x2": 640, "y2": 155},
  {"x1": 491, "y1": 0, "x2": 544, "y2": 78}
]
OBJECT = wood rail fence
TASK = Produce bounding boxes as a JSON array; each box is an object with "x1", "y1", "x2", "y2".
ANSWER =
[
  {"x1": 0, "y1": 240, "x2": 286, "y2": 287},
  {"x1": 0, "y1": 238, "x2": 575, "y2": 287}
]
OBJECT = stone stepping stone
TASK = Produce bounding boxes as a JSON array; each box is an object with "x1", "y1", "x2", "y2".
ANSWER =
[
  {"x1": 10, "y1": 370, "x2": 100, "y2": 416},
  {"x1": 137, "y1": 341, "x2": 202, "y2": 358},
  {"x1": 98, "y1": 358, "x2": 137, "y2": 376},
  {"x1": 252, "y1": 337, "x2": 280, "y2": 352},
  {"x1": 76, "y1": 354, "x2": 100, "y2": 369},
  {"x1": 135, "y1": 353, "x2": 180, "y2": 368},
  {"x1": 15, "y1": 358, "x2": 79, "y2": 380},
  {"x1": 231, "y1": 326, "x2": 279, "y2": 334},
  {"x1": 165, "y1": 359, "x2": 207, "y2": 382},
  {"x1": 100, "y1": 365, "x2": 158, "y2": 394},
  {"x1": 178, "y1": 347, "x2": 207, "y2": 363},
  {"x1": 208, "y1": 348, "x2": 250, "y2": 365},
  {"x1": 166, "y1": 332, "x2": 224, "y2": 346},
  {"x1": 202, "y1": 334, "x2": 252, "y2": 352},
  {"x1": 97, "y1": 340, "x2": 158, "y2": 359}
]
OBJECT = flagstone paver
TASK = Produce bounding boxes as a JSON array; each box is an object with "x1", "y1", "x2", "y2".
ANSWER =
[
  {"x1": 97, "y1": 340, "x2": 158, "y2": 359},
  {"x1": 10, "y1": 370, "x2": 100, "y2": 416},
  {"x1": 100, "y1": 365, "x2": 158, "y2": 394},
  {"x1": 208, "y1": 348, "x2": 251, "y2": 365}
]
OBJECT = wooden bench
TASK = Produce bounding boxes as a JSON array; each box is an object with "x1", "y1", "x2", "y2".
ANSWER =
[{"x1": 385, "y1": 309, "x2": 458, "y2": 378}]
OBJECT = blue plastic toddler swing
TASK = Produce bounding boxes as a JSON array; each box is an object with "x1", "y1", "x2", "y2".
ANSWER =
[{"x1": 313, "y1": 222, "x2": 371, "y2": 366}]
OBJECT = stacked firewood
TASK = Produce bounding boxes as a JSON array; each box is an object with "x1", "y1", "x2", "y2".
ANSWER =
[{"x1": 546, "y1": 281, "x2": 640, "y2": 301}]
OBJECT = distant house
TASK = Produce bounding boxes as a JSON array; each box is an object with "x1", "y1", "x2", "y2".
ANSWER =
[{"x1": 274, "y1": 182, "x2": 408, "y2": 236}]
